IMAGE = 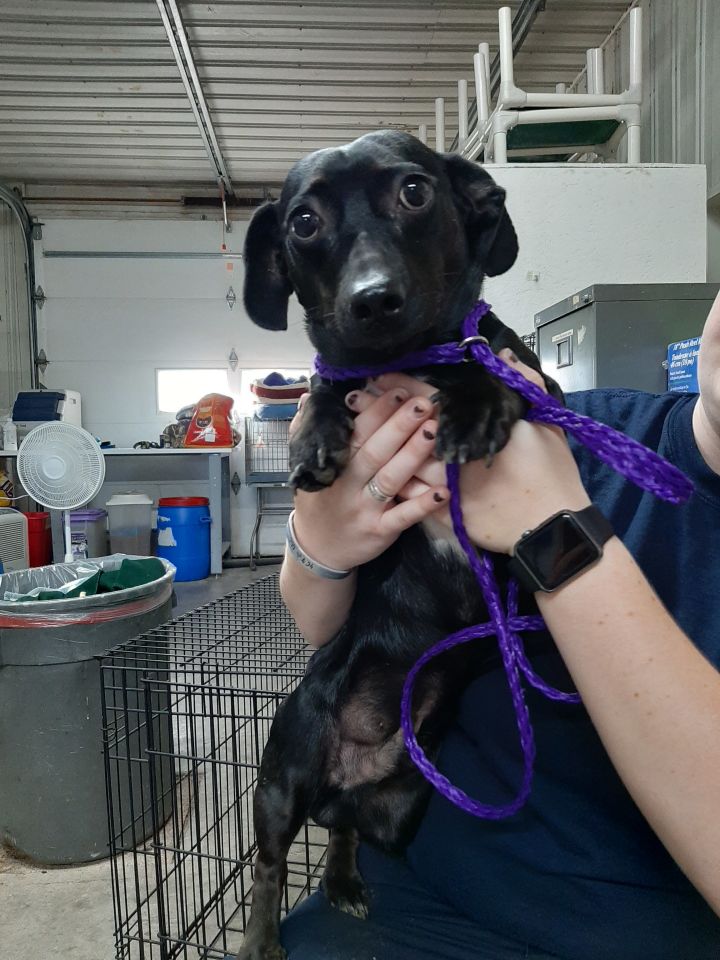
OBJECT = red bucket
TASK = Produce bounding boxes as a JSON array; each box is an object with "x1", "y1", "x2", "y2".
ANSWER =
[{"x1": 22, "y1": 511, "x2": 52, "y2": 568}]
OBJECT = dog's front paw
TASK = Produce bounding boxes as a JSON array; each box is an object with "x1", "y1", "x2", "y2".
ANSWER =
[
  {"x1": 321, "y1": 870, "x2": 370, "y2": 919},
  {"x1": 236, "y1": 939, "x2": 286, "y2": 960},
  {"x1": 435, "y1": 382, "x2": 524, "y2": 464},
  {"x1": 289, "y1": 414, "x2": 353, "y2": 491}
]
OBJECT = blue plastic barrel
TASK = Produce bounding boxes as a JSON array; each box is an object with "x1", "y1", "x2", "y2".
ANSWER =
[{"x1": 156, "y1": 497, "x2": 212, "y2": 581}]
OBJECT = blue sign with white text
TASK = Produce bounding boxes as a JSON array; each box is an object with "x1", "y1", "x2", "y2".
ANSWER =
[{"x1": 667, "y1": 337, "x2": 701, "y2": 393}]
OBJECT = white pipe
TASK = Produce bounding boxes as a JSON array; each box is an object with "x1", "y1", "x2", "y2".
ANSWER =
[
  {"x1": 473, "y1": 52, "x2": 490, "y2": 125},
  {"x1": 629, "y1": 5, "x2": 642, "y2": 91},
  {"x1": 586, "y1": 49, "x2": 596, "y2": 94},
  {"x1": 479, "y1": 41, "x2": 491, "y2": 92},
  {"x1": 555, "y1": 82, "x2": 567, "y2": 94},
  {"x1": 493, "y1": 128, "x2": 508, "y2": 164},
  {"x1": 418, "y1": 123, "x2": 428, "y2": 144},
  {"x1": 515, "y1": 104, "x2": 630, "y2": 124},
  {"x1": 525, "y1": 91, "x2": 624, "y2": 108},
  {"x1": 498, "y1": 6, "x2": 514, "y2": 92},
  {"x1": 591, "y1": 48, "x2": 605, "y2": 95},
  {"x1": 435, "y1": 97, "x2": 445, "y2": 152},
  {"x1": 457, "y1": 79, "x2": 468, "y2": 150}
]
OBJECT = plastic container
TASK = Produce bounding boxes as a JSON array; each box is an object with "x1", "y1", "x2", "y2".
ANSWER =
[
  {"x1": 22, "y1": 512, "x2": 52, "y2": 567},
  {"x1": 0, "y1": 555, "x2": 175, "y2": 864},
  {"x1": 106, "y1": 493, "x2": 153, "y2": 556},
  {"x1": 156, "y1": 496, "x2": 212, "y2": 582},
  {"x1": 69, "y1": 508, "x2": 108, "y2": 560}
]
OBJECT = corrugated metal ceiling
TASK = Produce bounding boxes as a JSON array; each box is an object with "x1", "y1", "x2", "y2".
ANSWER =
[{"x1": 0, "y1": 0, "x2": 631, "y2": 190}]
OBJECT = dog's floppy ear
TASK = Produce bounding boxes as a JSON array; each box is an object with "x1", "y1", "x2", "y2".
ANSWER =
[
  {"x1": 243, "y1": 201, "x2": 292, "y2": 330},
  {"x1": 442, "y1": 154, "x2": 518, "y2": 277}
]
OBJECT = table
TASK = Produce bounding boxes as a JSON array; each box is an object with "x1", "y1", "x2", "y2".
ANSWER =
[{"x1": 1, "y1": 447, "x2": 232, "y2": 575}]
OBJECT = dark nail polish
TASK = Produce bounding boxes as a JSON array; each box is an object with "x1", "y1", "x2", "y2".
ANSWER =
[
  {"x1": 394, "y1": 391, "x2": 407, "y2": 403},
  {"x1": 413, "y1": 403, "x2": 427, "y2": 416},
  {"x1": 346, "y1": 392, "x2": 358, "y2": 407},
  {"x1": 423, "y1": 428, "x2": 435, "y2": 440},
  {"x1": 433, "y1": 492, "x2": 446, "y2": 503}
]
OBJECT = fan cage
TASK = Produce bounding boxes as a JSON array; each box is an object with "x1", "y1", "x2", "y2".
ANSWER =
[
  {"x1": 17, "y1": 423, "x2": 105, "y2": 510},
  {"x1": 101, "y1": 575, "x2": 325, "y2": 960}
]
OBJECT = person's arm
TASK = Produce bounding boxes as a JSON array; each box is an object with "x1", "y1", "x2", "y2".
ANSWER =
[
  {"x1": 280, "y1": 387, "x2": 449, "y2": 647},
  {"x1": 537, "y1": 537, "x2": 720, "y2": 915}
]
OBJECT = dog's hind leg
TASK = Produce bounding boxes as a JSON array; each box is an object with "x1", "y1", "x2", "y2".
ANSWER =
[
  {"x1": 320, "y1": 827, "x2": 370, "y2": 919},
  {"x1": 236, "y1": 774, "x2": 307, "y2": 960}
]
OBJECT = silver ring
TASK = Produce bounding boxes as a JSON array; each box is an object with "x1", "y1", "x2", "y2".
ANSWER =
[{"x1": 366, "y1": 476, "x2": 394, "y2": 503}]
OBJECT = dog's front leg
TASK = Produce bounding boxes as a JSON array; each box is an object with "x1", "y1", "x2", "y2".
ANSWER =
[
  {"x1": 430, "y1": 363, "x2": 526, "y2": 464},
  {"x1": 320, "y1": 827, "x2": 369, "y2": 918},
  {"x1": 289, "y1": 383, "x2": 356, "y2": 491}
]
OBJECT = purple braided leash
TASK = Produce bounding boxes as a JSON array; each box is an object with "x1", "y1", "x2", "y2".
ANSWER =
[{"x1": 315, "y1": 301, "x2": 693, "y2": 819}]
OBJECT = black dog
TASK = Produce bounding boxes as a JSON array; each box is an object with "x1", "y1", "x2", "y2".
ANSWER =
[{"x1": 238, "y1": 131, "x2": 560, "y2": 960}]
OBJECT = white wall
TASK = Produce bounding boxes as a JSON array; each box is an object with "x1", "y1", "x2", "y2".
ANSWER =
[
  {"x1": 598, "y1": 0, "x2": 720, "y2": 273},
  {"x1": 484, "y1": 163, "x2": 706, "y2": 333},
  {"x1": 34, "y1": 162, "x2": 707, "y2": 554}
]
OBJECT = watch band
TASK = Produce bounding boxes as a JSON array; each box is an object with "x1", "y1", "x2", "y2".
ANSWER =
[
  {"x1": 571, "y1": 503, "x2": 614, "y2": 545},
  {"x1": 286, "y1": 510, "x2": 354, "y2": 580},
  {"x1": 508, "y1": 504, "x2": 614, "y2": 594}
]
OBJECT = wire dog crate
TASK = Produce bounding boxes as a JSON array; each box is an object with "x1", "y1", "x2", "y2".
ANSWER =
[
  {"x1": 244, "y1": 418, "x2": 291, "y2": 482},
  {"x1": 101, "y1": 575, "x2": 326, "y2": 960}
]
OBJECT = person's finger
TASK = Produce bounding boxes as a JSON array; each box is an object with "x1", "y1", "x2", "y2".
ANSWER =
[
  {"x1": 372, "y1": 373, "x2": 436, "y2": 399},
  {"x1": 346, "y1": 387, "x2": 410, "y2": 452},
  {"x1": 378, "y1": 485, "x2": 450, "y2": 536},
  {"x1": 366, "y1": 419, "x2": 438, "y2": 500},
  {"x1": 288, "y1": 393, "x2": 309, "y2": 439},
  {"x1": 410, "y1": 456, "x2": 447, "y2": 489},
  {"x1": 497, "y1": 348, "x2": 547, "y2": 392},
  {"x1": 351, "y1": 396, "x2": 435, "y2": 481},
  {"x1": 397, "y1": 477, "x2": 432, "y2": 500}
]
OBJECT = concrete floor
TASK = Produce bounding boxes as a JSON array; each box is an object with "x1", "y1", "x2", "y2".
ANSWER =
[{"x1": 0, "y1": 564, "x2": 281, "y2": 960}]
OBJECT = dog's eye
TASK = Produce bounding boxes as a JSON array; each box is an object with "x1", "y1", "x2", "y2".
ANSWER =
[
  {"x1": 290, "y1": 208, "x2": 320, "y2": 240},
  {"x1": 399, "y1": 178, "x2": 433, "y2": 210}
]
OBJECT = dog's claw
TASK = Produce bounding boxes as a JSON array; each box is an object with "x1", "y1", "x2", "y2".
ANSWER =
[
  {"x1": 321, "y1": 872, "x2": 370, "y2": 920},
  {"x1": 485, "y1": 439, "x2": 498, "y2": 468}
]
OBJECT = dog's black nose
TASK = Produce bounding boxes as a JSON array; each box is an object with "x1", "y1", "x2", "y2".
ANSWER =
[{"x1": 350, "y1": 284, "x2": 405, "y2": 324}]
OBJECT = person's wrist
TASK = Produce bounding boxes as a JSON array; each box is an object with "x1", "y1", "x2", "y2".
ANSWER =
[{"x1": 290, "y1": 510, "x2": 356, "y2": 576}]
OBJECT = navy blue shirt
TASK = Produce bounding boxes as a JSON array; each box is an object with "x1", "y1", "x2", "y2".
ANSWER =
[{"x1": 405, "y1": 390, "x2": 720, "y2": 960}]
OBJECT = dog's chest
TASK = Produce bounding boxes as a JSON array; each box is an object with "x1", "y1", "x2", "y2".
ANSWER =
[{"x1": 421, "y1": 516, "x2": 469, "y2": 563}]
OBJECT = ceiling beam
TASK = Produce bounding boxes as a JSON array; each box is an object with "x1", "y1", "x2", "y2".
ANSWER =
[{"x1": 155, "y1": 0, "x2": 233, "y2": 194}]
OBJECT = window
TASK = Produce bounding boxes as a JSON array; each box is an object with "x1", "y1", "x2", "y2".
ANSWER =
[{"x1": 156, "y1": 368, "x2": 230, "y2": 414}]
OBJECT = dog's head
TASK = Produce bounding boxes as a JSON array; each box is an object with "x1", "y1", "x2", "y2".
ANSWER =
[{"x1": 243, "y1": 130, "x2": 518, "y2": 363}]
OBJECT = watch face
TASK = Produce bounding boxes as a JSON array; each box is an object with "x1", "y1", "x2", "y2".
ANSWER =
[{"x1": 516, "y1": 513, "x2": 600, "y2": 591}]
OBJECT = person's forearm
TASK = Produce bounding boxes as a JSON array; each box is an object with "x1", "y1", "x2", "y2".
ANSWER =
[
  {"x1": 537, "y1": 537, "x2": 720, "y2": 914},
  {"x1": 279, "y1": 549, "x2": 357, "y2": 648}
]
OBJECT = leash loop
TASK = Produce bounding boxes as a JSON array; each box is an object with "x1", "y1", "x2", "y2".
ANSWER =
[{"x1": 313, "y1": 300, "x2": 693, "y2": 819}]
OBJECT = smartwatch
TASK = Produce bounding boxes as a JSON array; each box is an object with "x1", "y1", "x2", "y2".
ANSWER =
[{"x1": 507, "y1": 504, "x2": 614, "y2": 593}]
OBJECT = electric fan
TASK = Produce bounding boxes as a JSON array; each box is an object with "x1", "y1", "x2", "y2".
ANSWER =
[{"x1": 17, "y1": 423, "x2": 106, "y2": 563}]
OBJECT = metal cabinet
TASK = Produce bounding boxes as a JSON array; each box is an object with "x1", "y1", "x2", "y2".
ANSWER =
[{"x1": 534, "y1": 283, "x2": 719, "y2": 393}]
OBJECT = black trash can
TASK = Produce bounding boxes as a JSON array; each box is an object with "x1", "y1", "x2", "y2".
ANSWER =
[{"x1": 0, "y1": 556, "x2": 175, "y2": 864}]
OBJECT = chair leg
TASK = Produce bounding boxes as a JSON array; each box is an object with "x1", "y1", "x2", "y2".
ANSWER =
[
  {"x1": 493, "y1": 128, "x2": 508, "y2": 164},
  {"x1": 627, "y1": 122, "x2": 641, "y2": 164}
]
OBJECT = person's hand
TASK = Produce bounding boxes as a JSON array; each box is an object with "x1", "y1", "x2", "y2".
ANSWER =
[
  {"x1": 289, "y1": 387, "x2": 450, "y2": 572},
  {"x1": 349, "y1": 350, "x2": 592, "y2": 554}
]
